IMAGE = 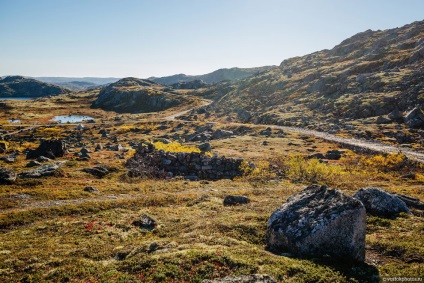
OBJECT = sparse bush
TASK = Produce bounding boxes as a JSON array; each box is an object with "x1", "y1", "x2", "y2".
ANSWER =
[
  {"x1": 360, "y1": 153, "x2": 407, "y2": 172},
  {"x1": 153, "y1": 141, "x2": 202, "y2": 154},
  {"x1": 236, "y1": 160, "x2": 278, "y2": 183}
]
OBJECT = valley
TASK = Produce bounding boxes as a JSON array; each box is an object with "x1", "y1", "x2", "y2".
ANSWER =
[{"x1": 1, "y1": 20, "x2": 424, "y2": 283}]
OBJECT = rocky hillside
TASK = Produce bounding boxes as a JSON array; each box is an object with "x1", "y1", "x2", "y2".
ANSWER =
[
  {"x1": 201, "y1": 20, "x2": 424, "y2": 129},
  {"x1": 149, "y1": 66, "x2": 275, "y2": 85},
  {"x1": 91, "y1": 77, "x2": 195, "y2": 113},
  {"x1": 0, "y1": 76, "x2": 70, "y2": 97}
]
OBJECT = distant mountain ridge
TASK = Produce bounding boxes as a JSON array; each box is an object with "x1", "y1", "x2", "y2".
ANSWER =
[
  {"x1": 202, "y1": 20, "x2": 424, "y2": 128},
  {"x1": 0, "y1": 76, "x2": 70, "y2": 97},
  {"x1": 148, "y1": 66, "x2": 276, "y2": 85}
]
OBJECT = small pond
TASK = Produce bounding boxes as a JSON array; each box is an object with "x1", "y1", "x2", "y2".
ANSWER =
[
  {"x1": 7, "y1": 119, "x2": 21, "y2": 123},
  {"x1": 52, "y1": 115, "x2": 94, "y2": 123}
]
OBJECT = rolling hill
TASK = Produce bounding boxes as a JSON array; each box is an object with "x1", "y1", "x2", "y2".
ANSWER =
[
  {"x1": 198, "y1": 20, "x2": 424, "y2": 129},
  {"x1": 0, "y1": 76, "x2": 70, "y2": 98}
]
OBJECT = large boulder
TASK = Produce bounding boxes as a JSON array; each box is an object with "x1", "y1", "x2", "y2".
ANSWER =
[
  {"x1": 202, "y1": 274, "x2": 277, "y2": 283},
  {"x1": 0, "y1": 166, "x2": 17, "y2": 184},
  {"x1": 353, "y1": 188, "x2": 411, "y2": 217},
  {"x1": 267, "y1": 184, "x2": 366, "y2": 262},
  {"x1": 26, "y1": 139, "x2": 67, "y2": 159},
  {"x1": 19, "y1": 163, "x2": 64, "y2": 178}
]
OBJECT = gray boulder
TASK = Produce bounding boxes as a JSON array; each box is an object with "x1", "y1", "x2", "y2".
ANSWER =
[
  {"x1": 83, "y1": 167, "x2": 109, "y2": 178},
  {"x1": 0, "y1": 166, "x2": 17, "y2": 184},
  {"x1": 267, "y1": 184, "x2": 366, "y2": 262},
  {"x1": 202, "y1": 274, "x2": 277, "y2": 283},
  {"x1": 26, "y1": 160, "x2": 41, "y2": 167},
  {"x1": 376, "y1": 116, "x2": 391, "y2": 124},
  {"x1": 20, "y1": 163, "x2": 64, "y2": 178},
  {"x1": 388, "y1": 108, "x2": 402, "y2": 121},
  {"x1": 353, "y1": 188, "x2": 411, "y2": 217}
]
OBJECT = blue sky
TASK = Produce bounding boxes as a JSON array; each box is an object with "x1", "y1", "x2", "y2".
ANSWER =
[{"x1": 1, "y1": 0, "x2": 423, "y2": 78}]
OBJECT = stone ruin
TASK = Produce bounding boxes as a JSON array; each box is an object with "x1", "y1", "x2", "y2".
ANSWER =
[{"x1": 126, "y1": 142, "x2": 244, "y2": 180}]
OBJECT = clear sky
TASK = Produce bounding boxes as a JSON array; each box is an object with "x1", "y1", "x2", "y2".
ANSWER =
[{"x1": 1, "y1": 0, "x2": 423, "y2": 78}]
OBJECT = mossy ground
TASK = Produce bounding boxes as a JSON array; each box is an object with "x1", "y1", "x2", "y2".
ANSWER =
[{"x1": 0, "y1": 95, "x2": 423, "y2": 282}]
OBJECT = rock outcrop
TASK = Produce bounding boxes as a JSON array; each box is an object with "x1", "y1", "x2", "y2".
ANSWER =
[
  {"x1": 267, "y1": 184, "x2": 366, "y2": 262},
  {"x1": 0, "y1": 76, "x2": 69, "y2": 97},
  {"x1": 91, "y1": 77, "x2": 192, "y2": 113},
  {"x1": 353, "y1": 187, "x2": 411, "y2": 217}
]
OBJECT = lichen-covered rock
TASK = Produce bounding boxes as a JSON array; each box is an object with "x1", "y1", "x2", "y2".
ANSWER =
[
  {"x1": 267, "y1": 184, "x2": 366, "y2": 262},
  {"x1": 201, "y1": 274, "x2": 277, "y2": 283},
  {"x1": 0, "y1": 166, "x2": 17, "y2": 184},
  {"x1": 26, "y1": 139, "x2": 67, "y2": 159},
  {"x1": 353, "y1": 187, "x2": 411, "y2": 217}
]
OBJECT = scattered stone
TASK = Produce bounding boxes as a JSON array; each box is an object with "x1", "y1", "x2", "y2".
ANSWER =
[
  {"x1": 20, "y1": 163, "x2": 64, "y2": 178},
  {"x1": 388, "y1": 108, "x2": 402, "y2": 121},
  {"x1": 353, "y1": 187, "x2": 411, "y2": 217},
  {"x1": 212, "y1": 129, "x2": 234, "y2": 139},
  {"x1": 0, "y1": 166, "x2": 17, "y2": 184},
  {"x1": 1, "y1": 156, "x2": 16, "y2": 163},
  {"x1": 394, "y1": 193, "x2": 424, "y2": 210},
  {"x1": 0, "y1": 141, "x2": 8, "y2": 153},
  {"x1": 267, "y1": 184, "x2": 366, "y2": 262},
  {"x1": 26, "y1": 139, "x2": 67, "y2": 160},
  {"x1": 110, "y1": 144, "x2": 124, "y2": 151},
  {"x1": 223, "y1": 195, "x2": 250, "y2": 206},
  {"x1": 99, "y1": 129, "x2": 109, "y2": 138},
  {"x1": 84, "y1": 186, "x2": 99, "y2": 193},
  {"x1": 201, "y1": 274, "x2": 277, "y2": 283},
  {"x1": 76, "y1": 124, "x2": 85, "y2": 130},
  {"x1": 325, "y1": 150, "x2": 342, "y2": 160},
  {"x1": 376, "y1": 116, "x2": 391, "y2": 124},
  {"x1": 26, "y1": 160, "x2": 41, "y2": 167},
  {"x1": 37, "y1": 156, "x2": 51, "y2": 163},
  {"x1": 83, "y1": 167, "x2": 110, "y2": 178},
  {"x1": 404, "y1": 106, "x2": 424, "y2": 128},
  {"x1": 79, "y1": 147, "x2": 91, "y2": 159},
  {"x1": 133, "y1": 214, "x2": 157, "y2": 230},
  {"x1": 95, "y1": 144, "x2": 103, "y2": 152},
  {"x1": 198, "y1": 142, "x2": 211, "y2": 152}
]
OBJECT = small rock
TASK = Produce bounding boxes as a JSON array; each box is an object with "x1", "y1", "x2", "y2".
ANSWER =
[
  {"x1": 325, "y1": 150, "x2": 342, "y2": 160},
  {"x1": 133, "y1": 214, "x2": 157, "y2": 230},
  {"x1": 223, "y1": 195, "x2": 250, "y2": 206},
  {"x1": 353, "y1": 188, "x2": 411, "y2": 218},
  {"x1": 94, "y1": 144, "x2": 103, "y2": 152},
  {"x1": 83, "y1": 167, "x2": 109, "y2": 178},
  {"x1": 84, "y1": 186, "x2": 99, "y2": 193},
  {"x1": 198, "y1": 142, "x2": 211, "y2": 152},
  {"x1": 0, "y1": 166, "x2": 17, "y2": 184},
  {"x1": 26, "y1": 160, "x2": 41, "y2": 167},
  {"x1": 37, "y1": 156, "x2": 51, "y2": 163}
]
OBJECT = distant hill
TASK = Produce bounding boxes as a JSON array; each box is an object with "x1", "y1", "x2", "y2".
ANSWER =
[
  {"x1": 148, "y1": 66, "x2": 276, "y2": 86},
  {"x1": 201, "y1": 20, "x2": 424, "y2": 128},
  {"x1": 91, "y1": 77, "x2": 195, "y2": 113},
  {"x1": 28, "y1": 77, "x2": 121, "y2": 90},
  {"x1": 0, "y1": 76, "x2": 70, "y2": 97}
]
